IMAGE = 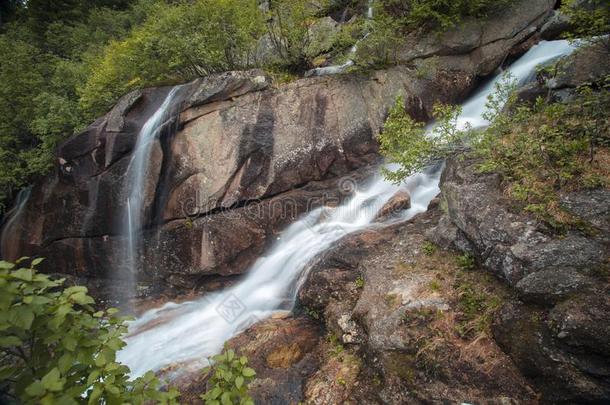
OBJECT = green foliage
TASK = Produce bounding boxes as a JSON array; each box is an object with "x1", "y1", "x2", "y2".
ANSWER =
[
  {"x1": 0, "y1": 258, "x2": 179, "y2": 404},
  {"x1": 454, "y1": 273, "x2": 501, "y2": 338},
  {"x1": 379, "y1": 95, "x2": 466, "y2": 183},
  {"x1": 379, "y1": 0, "x2": 510, "y2": 31},
  {"x1": 80, "y1": 0, "x2": 264, "y2": 117},
  {"x1": 422, "y1": 241, "x2": 437, "y2": 256},
  {"x1": 200, "y1": 348, "x2": 255, "y2": 405},
  {"x1": 354, "y1": 275, "x2": 365, "y2": 288},
  {"x1": 456, "y1": 253, "x2": 475, "y2": 271},
  {"x1": 354, "y1": 7, "x2": 404, "y2": 69},
  {"x1": 355, "y1": 0, "x2": 510, "y2": 68},
  {"x1": 0, "y1": 1, "x2": 142, "y2": 212},
  {"x1": 562, "y1": 0, "x2": 610, "y2": 49},
  {"x1": 475, "y1": 75, "x2": 610, "y2": 228},
  {"x1": 305, "y1": 306, "x2": 320, "y2": 320},
  {"x1": 266, "y1": 0, "x2": 329, "y2": 71}
]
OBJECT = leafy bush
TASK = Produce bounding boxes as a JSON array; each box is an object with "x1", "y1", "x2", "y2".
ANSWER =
[
  {"x1": 378, "y1": 95, "x2": 467, "y2": 183},
  {"x1": 379, "y1": 64, "x2": 609, "y2": 229},
  {"x1": 265, "y1": 0, "x2": 329, "y2": 71},
  {"x1": 79, "y1": 0, "x2": 264, "y2": 117},
  {"x1": 378, "y1": 0, "x2": 510, "y2": 32},
  {"x1": 354, "y1": 10, "x2": 405, "y2": 68},
  {"x1": 475, "y1": 75, "x2": 610, "y2": 228},
  {"x1": 0, "y1": 258, "x2": 179, "y2": 404},
  {"x1": 200, "y1": 348, "x2": 256, "y2": 405},
  {"x1": 562, "y1": 0, "x2": 610, "y2": 49}
]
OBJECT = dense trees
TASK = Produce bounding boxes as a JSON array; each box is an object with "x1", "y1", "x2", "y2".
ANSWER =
[{"x1": 0, "y1": 0, "x2": 142, "y2": 211}]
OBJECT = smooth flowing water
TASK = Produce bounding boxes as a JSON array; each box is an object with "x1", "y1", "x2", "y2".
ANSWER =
[
  {"x1": 119, "y1": 39, "x2": 576, "y2": 377},
  {"x1": 122, "y1": 87, "x2": 181, "y2": 300},
  {"x1": 0, "y1": 186, "x2": 32, "y2": 259}
]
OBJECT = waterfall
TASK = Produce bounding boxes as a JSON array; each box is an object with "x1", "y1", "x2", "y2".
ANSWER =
[
  {"x1": 305, "y1": 0, "x2": 374, "y2": 77},
  {"x1": 119, "y1": 39, "x2": 577, "y2": 377},
  {"x1": 121, "y1": 87, "x2": 181, "y2": 303},
  {"x1": 0, "y1": 186, "x2": 32, "y2": 259}
]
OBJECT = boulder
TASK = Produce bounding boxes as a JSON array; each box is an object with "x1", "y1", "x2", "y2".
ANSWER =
[
  {"x1": 1, "y1": 0, "x2": 559, "y2": 294},
  {"x1": 540, "y1": 10, "x2": 572, "y2": 40},
  {"x1": 438, "y1": 157, "x2": 608, "y2": 285},
  {"x1": 514, "y1": 267, "x2": 592, "y2": 305},
  {"x1": 374, "y1": 190, "x2": 411, "y2": 221},
  {"x1": 494, "y1": 299, "x2": 610, "y2": 403},
  {"x1": 397, "y1": 0, "x2": 555, "y2": 76}
]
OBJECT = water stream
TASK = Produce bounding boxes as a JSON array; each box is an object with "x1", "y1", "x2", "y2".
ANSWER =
[
  {"x1": 121, "y1": 87, "x2": 182, "y2": 302},
  {"x1": 119, "y1": 39, "x2": 577, "y2": 377},
  {"x1": 305, "y1": 0, "x2": 374, "y2": 77}
]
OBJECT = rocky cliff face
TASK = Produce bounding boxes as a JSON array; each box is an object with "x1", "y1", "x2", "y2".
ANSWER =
[
  {"x1": 0, "y1": 0, "x2": 557, "y2": 296},
  {"x1": 430, "y1": 157, "x2": 610, "y2": 403}
]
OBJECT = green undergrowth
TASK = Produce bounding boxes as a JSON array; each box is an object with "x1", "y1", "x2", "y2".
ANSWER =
[
  {"x1": 380, "y1": 67, "x2": 610, "y2": 232},
  {"x1": 390, "y1": 243, "x2": 510, "y2": 383}
]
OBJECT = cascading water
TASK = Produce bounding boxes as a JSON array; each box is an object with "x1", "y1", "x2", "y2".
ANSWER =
[
  {"x1": 305, "y1": 0, "x2": 374, "y2": 77},
  {"x1": 119, "y1": 39, "x2": 577, "y2": 377},
  {"x1": 121, "y1": 87, "x2": 181, "y2": 302},
  {"x1": 0, "y1": 186, "x2": 32, "y2": 259}
]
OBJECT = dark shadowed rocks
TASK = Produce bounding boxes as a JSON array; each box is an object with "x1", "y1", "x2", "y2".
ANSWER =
[{"x1": 431, "y1": 155, "x2": 609, "y2": 403}]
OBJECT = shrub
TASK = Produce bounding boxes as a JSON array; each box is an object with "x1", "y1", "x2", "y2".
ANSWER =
[
  {"x1": 475, "y1": 75, "x2": 610, "y2": 228},
  {"x1": 354, "y1": 10, "x2": 405, "y2": 68},
  {"x1": 561, "y1": 0, "x2": 610, "y2": 49},
  {"x1": 79, "y1": 0, "x2": 265, "y2": 117},
  {"x1": 378, "y1": 95, "x2": 467, "y2": 183},
  {"x1": 265, "y1": 0, "x2": 329, "y2": 71},
  {"x1": 378, "y1": 0, "x2": 510, "y2": 32},
  {"x1": 422, "y1": 241, "x2": 437, "y2": 256},
  {"x1": 0, "y1": 258, "x2": 179, "y2": 404},
  {"x1": 200, "y1": 348, "x2": 256, "y2": 405}
]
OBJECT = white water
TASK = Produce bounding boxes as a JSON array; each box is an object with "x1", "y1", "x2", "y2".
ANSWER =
[
  {"x1": 119, "y1": 39, "x2": 577, "y2": 377},
  {"x1": 306, "y1": 0, "x2": 374, "y2": 77},
  {"x1": 122, "y1": 87, "x2": 181, "y2": 298},
  {"x1": 0, "y1": 186, "x2": 32, "y2": 259}
]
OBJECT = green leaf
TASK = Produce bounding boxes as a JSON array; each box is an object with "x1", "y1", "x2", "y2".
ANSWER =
[
  {"x1": 11, "y1": 268, "x2": 33, "y2": 281},
  {"x1": 0, "y1": 261, "x2": 15, "y2": 270},
  {"x1": 8, "y1": 305, "x2": 35, "y2": 329},
  {"x1": 221, "y1": 392, "x2": 232, "y2": 405},
  {"x1": 242, "y1": 367, "x2": 256, "y2": 377},
  {"x1": 70, "y1": 291, "x2": 95, "y2": 305},
  {"x1": 31, "y1": 257, "x2": 45, "y2": 266},
  {"x1": 58, "y1": 353, "x2": 74, "y2": 373},
  {"x1": 63, "y1": 335, "x2": 77, "y2": 352},
  {"x1": 86, "y1": 370, "x2": 100, "y2": 386},
  {"x1": 41, "y1": 368, "x2": 65, "y2": 392},
  {"x1": 0, "y1": 335, "x2": 22, "y2": 347},
  {"x1": 88, "y1": 385, "x2": 103, "y2": 404},
  {"x1": 0, "y1": 365, "x2": 15, "y2": 380},
  {"x1": 25, "y1": 380, "x2": 46, "y2": 397},
  {"x1": 235, "y1": 375, "x2": 244, "y2": 389},
  {"x1": 209, "y1": 386, "x2": 222, "y2": 399}
]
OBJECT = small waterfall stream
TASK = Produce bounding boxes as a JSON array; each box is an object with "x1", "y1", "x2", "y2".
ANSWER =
[
  {"x1": 119, "y1": 39, "x2": 577, "y2": 377},
  {"x1": 305, "y1": 0, "x2": 374, "y2": 77},
  {"x1": 0, "y1": 186, "x2": 32, "y2": 259},
  {"x1": 121, "y1": 87, "x2": 181, "y2": 302}
]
